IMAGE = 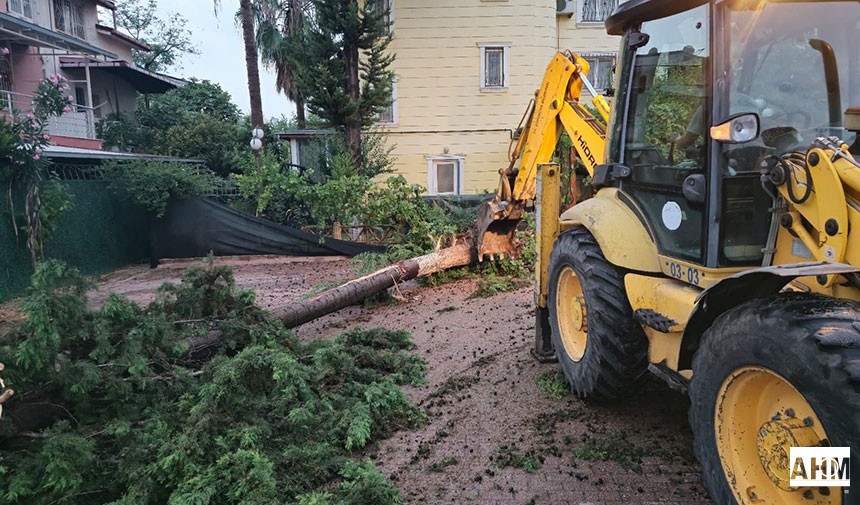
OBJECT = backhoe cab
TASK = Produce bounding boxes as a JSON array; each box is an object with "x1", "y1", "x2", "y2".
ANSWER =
[{"x1": 480, "y1": 1, "x2": 860, "y2": 504}]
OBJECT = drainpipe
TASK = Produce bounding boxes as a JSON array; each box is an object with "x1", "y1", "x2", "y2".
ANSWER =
[{"x1": 84, "y1": 60, "x2": 94, "y2": 138}]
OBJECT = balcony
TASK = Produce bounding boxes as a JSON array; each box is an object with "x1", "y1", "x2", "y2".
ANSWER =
[
  {"x1": 579, "y1": 0, "x2": 620, "y2": 23},
  {"x1": 1, "y1": 89, "x2": 101, "y2": 148}
]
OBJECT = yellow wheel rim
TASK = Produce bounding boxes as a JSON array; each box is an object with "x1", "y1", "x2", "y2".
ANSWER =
[
  {"x1": 715, "y1": 366, "x2": 841, "y2": 505},
  {"x1": 555, "y1": 266, "x2": 588, "y2": 362}
]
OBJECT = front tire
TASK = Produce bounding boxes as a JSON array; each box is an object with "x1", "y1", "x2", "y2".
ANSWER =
[
  {"x1": 689, "y1": 294, "x2": 860, "y2": 505},
  {"x1": 547, "y1": 226, "x2": 648, "y2": 400}
]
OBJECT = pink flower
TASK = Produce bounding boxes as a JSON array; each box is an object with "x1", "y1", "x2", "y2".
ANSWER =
[
  {"x1": 1, "y1": 48, "x2": 9, "y2": 55},
  {"x1": 25, "y1": 112, "x2": 34, "y2": 120},
  {"x1": 43, "y1": 134, "x2": 51, "y2": 140},
  {"x1": 68, "y1": 95, "x2": 74, "y2": 102},
  {"x1": 60, "y1": 84, "x2": 69, "y2": 92},
  {"x1": 33, "y1": 154, "x2": 40, "y2": 161},
  {"x1": 63, "y1": 105, "x2": 72, "y2": 113},
  {"x1": 35, "y1": 147, "x2": 42, "y2": 154}
]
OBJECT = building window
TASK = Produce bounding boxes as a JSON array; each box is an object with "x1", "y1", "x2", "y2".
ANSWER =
[
  {"x1": 9, "y1": 0, "x2": 34, "y2": 18},
  {"x1": 578, "y1": 0, "x2": 619, "y2": 24},
  {"x1": 478, "y1": 42, "x2": 510, "y2": 92},
  {"x1": 377, "y1": 78, "x2": 397, "y2": 125},
  {"x1": 426, "y1": 155, "x2": 464, "y2": 195},
  {"x1": 580, "y1": 52, "x2": 616, "y2": 92},
  {"x1": 54, "y1": 0, "x2": 86, "y2": 39},
  {"x1": 369, "y1": 0, "x2": 393, "y2": 34},
  {"x1": 0, "y1": 56, "x2": 11, "y2": 109}
]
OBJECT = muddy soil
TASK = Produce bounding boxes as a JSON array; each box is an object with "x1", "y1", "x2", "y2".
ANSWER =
[{"x1": 4, "y1": 256, "x2": 712, "y2": 505}]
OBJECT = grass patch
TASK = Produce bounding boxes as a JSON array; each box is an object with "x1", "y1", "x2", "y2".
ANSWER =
[
  {"x1": 420, "y1": 266, "x2": 475, "y2": 287},
  {"x1": 428, "y1": 457, "x2": 459, "y2": 472},
  {"x1": 470, "y1": 274, "x2": 520, "y2": 298},
  {"x1": 571, "y1": 435, "x2": 644, "y2": 473},
  {"x1": 536, "y1": 370, "x2": 569, "y2": 400},
  {"x1": 495, "y1": 444, "x2": 543, "y2": 473}
]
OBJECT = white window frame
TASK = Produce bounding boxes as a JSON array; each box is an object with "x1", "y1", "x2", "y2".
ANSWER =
[
  {"x1": 426, "y1": 155, "x2": 465, "y2": 196},
  {"x1": 577, "y1": 0, "x2": 621, "y2": 25},
  {"x1": 580, "y1": 52, "x2": 617, "y2": 93},
  {"x1": 478, "y1": 42, "x2": 510, "y2": 93},
  {"x1": 370, "y1": 0, "x2": 394, "y2": 35},
  {"x1": 8, "y1": 0, "x2": 34, "y2": 18},
  {"x1": 377, "y1": 76, "x2": 398, "y2": 126}
]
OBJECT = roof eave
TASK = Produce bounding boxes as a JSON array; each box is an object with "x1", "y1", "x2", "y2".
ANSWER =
[
  {"x1": 0, "y1": 12, "x2": 117, "y2": 59},
  {"x1": 606, "y1": 0, "x2": 709, "y2": 35}
]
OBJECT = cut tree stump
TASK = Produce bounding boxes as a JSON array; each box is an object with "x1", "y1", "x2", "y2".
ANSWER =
[{"x1": 273, "y1": 241, "x2": 475, "y2": 328}]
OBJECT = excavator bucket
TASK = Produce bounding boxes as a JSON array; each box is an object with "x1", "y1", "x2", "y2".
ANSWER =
[{"x1": 475, "y1": 199, "x2": 521, "y2": 261}]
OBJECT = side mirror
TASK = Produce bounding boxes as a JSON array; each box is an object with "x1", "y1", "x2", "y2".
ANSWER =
[
  {"x1": 683, "y1": 173, "x2": 706, "y2": 204},
  {"x1": 710, "y1": 112, "x2": 760, "y2": 144}
]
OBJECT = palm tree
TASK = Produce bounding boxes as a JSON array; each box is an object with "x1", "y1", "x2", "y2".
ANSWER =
[
  {"x1": 214, "y1": 0, "x2": 265, "y2": 128},
  {"x1": 255, "y1": 0, "x2": 307, "y2": 128}
]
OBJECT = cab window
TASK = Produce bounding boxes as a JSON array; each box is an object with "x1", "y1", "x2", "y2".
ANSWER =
[{"x1": 619, "y1": 4, "x2": 709, "y2": 264}]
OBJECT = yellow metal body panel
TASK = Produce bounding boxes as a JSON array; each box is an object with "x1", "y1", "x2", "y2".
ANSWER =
[
  {"x1": 510, "y1": 52, "x2": 608, "y2": 202},
  {"x1": 625, "y1": 274, "x2": 700, "y2": 370},
  {"x1": 770, "y1": 148, "x2": 860, "y2": 300},
  {"x1": 656, "y1": 256, "x2": 749, "y2": 290},
  {"x1": 535, "y1": 164, "x2": 561, "y2": 309},
  {"x1": 559, "y1": 188, "x2": 661, "y2": 272}
]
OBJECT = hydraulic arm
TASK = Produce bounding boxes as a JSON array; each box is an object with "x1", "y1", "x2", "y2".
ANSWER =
[{"x1": 476, "y1": 51, "x2": 611, "y2": 259}]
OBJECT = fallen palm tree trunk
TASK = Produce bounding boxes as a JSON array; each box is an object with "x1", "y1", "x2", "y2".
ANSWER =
[{"x1": 273, "y1": 241, "x2": 475, "y2": 328}]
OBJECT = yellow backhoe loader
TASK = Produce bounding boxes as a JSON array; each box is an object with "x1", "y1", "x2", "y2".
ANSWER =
[{"x1": 477, "y1": 1, "x2": 860, "y2": 503}]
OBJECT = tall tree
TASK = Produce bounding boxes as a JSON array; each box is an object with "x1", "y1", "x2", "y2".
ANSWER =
[
  {"x1": 256, "y1": 0, "x2": 308, "y2": 128},
  {"x1": 214, "y1": 0, "x2": 266, "y2": 128},
  {"x1": 288, "y1": 0, "x2": 394, "y2": 162},
  {"x1": 115, "y1": 0, "x2": 199, "y2": 72}
]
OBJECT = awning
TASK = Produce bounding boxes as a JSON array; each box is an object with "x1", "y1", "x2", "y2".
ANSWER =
[
  {"x1": 0, "y1": 12, "x2": 117, "y2": 59},
  {"x1": 44, "y1": 145, "x2": 204, "y2": 163},
  {"x1": 60, "y1": 60, "x2": 186, "y2": 94}
]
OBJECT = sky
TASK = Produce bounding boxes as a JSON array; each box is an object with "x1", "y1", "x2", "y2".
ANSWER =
[{"x1": 154, "y1": 0, "x2": 297, "y2": 121}]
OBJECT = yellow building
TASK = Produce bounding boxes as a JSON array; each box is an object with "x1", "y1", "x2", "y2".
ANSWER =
[{"x1": 375, "y1": 0, "x2": 623, "y2": 195}]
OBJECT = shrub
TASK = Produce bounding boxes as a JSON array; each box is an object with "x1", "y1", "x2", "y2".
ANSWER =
[{"x1": 104, "y1": 160, "x2": 216, "y2": 217}]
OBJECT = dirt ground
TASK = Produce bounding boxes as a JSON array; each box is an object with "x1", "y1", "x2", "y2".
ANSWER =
[{"x1": 6, "y1": 256, "x2": 712, "y2": 505}]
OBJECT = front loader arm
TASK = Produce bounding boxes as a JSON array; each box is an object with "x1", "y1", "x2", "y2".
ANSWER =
[{"x1": 476, "y1": 51, "x2": 609, "y2": 259}]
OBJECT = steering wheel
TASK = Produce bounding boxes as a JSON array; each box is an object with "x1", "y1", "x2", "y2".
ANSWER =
[{"x1": 769, "y1": 109, "x2": 812, "y2": 129}]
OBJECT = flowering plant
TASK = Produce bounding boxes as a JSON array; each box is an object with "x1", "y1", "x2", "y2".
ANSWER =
[
  {"x1": 1, "y1": 74, "x2": 74, "y2": 264},
  {"x1": 33, "y1": 73, "x2": 73, "y2": 117}
]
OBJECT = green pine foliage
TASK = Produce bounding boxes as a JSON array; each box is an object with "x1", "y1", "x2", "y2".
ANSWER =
[
  {"x1": 0, "y1": 259, "x2": 425, "y2": 504},
  {"x1": 288, "y1": 0, "x2": 394, "y2": 131}
]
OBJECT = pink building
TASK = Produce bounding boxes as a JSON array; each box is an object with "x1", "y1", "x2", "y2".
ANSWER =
[{"x1": 0, "y1": 0, "x2": 183, "y2": 152}]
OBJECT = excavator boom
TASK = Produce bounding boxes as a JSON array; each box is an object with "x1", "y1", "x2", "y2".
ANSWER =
[{"x1": 476, "y1": 51, "x2": 610, "y2": 259}]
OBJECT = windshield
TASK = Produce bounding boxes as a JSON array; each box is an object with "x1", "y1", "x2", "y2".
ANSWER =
[{"x1": 723, "y1": 0, "x2": 860, "y2": 149}]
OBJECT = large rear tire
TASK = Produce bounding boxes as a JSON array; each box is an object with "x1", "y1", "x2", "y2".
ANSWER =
[
  {"x1": 689, "y1": 294, "x2": 860, "y2": 505},
  {"x1": 547, "y1": 226, "x2": 648, "y2": 400}
]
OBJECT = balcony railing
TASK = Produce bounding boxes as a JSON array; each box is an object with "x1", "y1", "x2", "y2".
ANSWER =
[
  {"x1": 0, "y1": 89, "x2": 97, "y2": 140},
  {"x1": 580, "y1": 0, "x2": 619, "y2": 23}
]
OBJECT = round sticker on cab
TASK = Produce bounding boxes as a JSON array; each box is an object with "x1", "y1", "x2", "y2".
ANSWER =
[{"x1": 662, "y1": 201, "x2": 683, "y2": 231}]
